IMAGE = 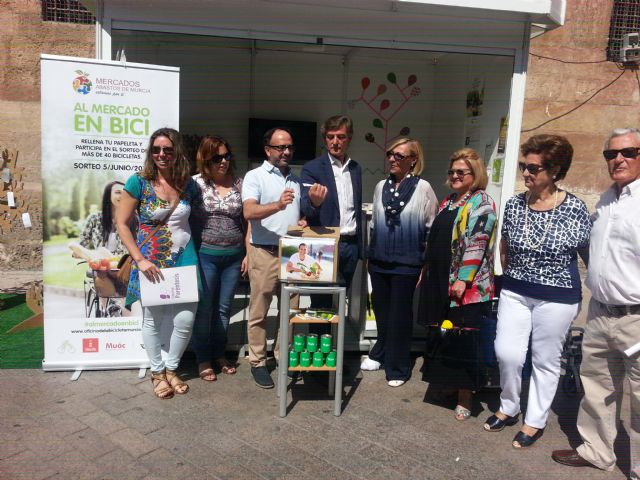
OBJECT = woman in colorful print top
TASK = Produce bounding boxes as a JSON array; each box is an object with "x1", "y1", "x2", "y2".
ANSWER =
[
  {"x1": 419, "y1": 148, "x2": 497, "y2": 421},
  {"x1": 117, "y1": 128, "x2": 198, "y2": 400}
]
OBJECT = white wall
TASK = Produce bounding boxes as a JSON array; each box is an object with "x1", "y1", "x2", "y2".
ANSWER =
[{"x1": 113, "y1": 31, "x2": 512, "y2": 204}]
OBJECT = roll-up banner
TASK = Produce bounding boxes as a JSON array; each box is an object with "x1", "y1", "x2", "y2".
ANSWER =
[{"x1": 41, "y1": 54, "x2": 179, "y2": 371}]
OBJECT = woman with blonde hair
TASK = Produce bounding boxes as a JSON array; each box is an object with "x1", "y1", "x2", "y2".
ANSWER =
[
  {"x1": 360, "y1": 137, "x2": 438, "y2": 387},
  {"x1": 419, "y1": 147, "x2": 497, "y2": 421},
  {"x1": 117, "y1": 127, "x2": 199, "y2": 399}
]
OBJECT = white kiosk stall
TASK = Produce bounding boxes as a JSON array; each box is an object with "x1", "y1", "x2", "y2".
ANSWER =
[{"x1": 81, "y1": 0, "x2": 566, "y2": 351}]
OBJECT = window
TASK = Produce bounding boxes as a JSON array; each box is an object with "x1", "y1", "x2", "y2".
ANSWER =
[
  {"x1": 41, "y1": 0, "x2": 95, "y2": 24},
  {"x1": 607, "y1": 0, "x2": 640, "y2": 62}
]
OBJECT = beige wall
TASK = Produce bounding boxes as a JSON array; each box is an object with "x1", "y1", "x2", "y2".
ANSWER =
[
  {"x1": 519, "y1": 0, "x2": 639, "y2": 207},
  {"x1": 0, "y1": 0, "x2": 94, "y2": 287}
]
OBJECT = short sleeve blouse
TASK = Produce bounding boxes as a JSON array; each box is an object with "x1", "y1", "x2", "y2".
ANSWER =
[{"x1": 123, "y1": 174, "x2": 198, "y2": 306}]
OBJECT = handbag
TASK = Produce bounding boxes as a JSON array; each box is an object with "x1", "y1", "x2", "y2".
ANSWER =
[{"x1": 116, "y1": 201, "x2": 179, "y2": 286}]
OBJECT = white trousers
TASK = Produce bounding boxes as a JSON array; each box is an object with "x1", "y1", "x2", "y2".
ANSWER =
[{"x1": 495, "y1": 289, "x2": 579, "y2": 429}]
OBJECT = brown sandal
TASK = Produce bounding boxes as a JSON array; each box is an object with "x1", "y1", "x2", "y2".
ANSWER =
[
  {"x1": 198, "y1": 362, "x2": 217, "y2": 382},
  {"x1": 165, "y1": 369, "x2": 189, "y2": 394},
  {"x1": 215, "y1": 358, "x2": 237, "y2": 375},
  {"x1": 150, "y1": 371, "x2": 174, "y2": 399}
]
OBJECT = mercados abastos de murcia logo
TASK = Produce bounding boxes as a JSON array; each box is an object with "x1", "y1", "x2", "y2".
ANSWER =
[{"x1": 73, "y1": 70, "x2": 92, "y2": 95}]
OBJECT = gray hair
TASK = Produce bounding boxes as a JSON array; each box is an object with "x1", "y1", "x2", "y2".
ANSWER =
[{"x1": 604, "y1": 127, "x2": 640, "y2": 149}]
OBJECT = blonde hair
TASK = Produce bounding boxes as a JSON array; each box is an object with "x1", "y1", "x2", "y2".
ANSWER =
[
  {"x1": 387, "y1": 137, "x2": 424, "y2": 175},
  {"x1": 446, "y1": 147, "x2": 488, "y2": 191}
]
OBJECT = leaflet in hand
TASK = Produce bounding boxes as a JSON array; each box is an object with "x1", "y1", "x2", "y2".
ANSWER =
[{"x1": 139, "y1": 265, "x2": 199, "y2": 306}]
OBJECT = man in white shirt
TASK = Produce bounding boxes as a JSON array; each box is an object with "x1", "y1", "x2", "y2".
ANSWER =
[
  {"x1": 301, "y1": 115, "x2": 362, "y2": 307},
  {"x1": 242, "y1": 127, "x2": 304, "y2": 389},
  {"x1": 553, "y1": 128, "x2": 640, "y2": 478},
  {"x1": 286, "y1": 243, "x2": 317, "y2": 280}
]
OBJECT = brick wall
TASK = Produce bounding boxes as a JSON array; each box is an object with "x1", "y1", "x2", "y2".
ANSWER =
[
  {"x1": 0, "y1": 0, "x2": 94, "y2": 287},
  {"x1": 520, "y1": 0, "x2": 640, "y2": 206}
]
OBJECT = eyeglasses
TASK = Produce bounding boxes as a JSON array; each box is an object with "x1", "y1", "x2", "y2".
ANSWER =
[
  {"x1": 602, "y1": 147, "x2": 640, "y2": 160},
  {"x1": 447, "y1": 169, "x2": 472, "y2": 177},
  {"x1": 211, "y1": 153, "x2": 233, "y2": 163},
  {"x1": 267, "y1": 144, "x2": 295, "y2": 152},
  {"x1": 151, "y1": 146, "x2": 175, "y2": 155},
  {"x1": 325, "y1": 134, "x2": 349, "y2": 141},
  {"x1": 386, "y1": 150, "x2": 414, "y2": 162},
  {"x1": 518, "y1": 162, "x2": 547, "y2": 174}
]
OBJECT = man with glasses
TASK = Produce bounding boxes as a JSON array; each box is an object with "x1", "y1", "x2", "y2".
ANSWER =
[
  {"x1": 242, "y1": 127, "x2": 304, "y2": 388},
  {"x1": 301, "y1": 115, "x2": 362, "y2": 313},
  {"x1": 552, "y1": 128, "x2": 640, "y2": 477}
]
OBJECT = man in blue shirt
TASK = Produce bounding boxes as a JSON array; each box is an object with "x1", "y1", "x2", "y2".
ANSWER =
[{"x1": 242, "y1": 127, "x2": 303, "y2": 388}]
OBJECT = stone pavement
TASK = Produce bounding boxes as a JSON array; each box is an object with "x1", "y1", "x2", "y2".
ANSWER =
[{"x1": 0, "y1": 354, "x2": 631, "y2": 480}]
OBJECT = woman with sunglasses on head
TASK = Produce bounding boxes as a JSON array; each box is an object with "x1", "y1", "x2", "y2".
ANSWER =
[
  {"x1": 190, "y1": 135, "x2": 248, "y2": 382},
  {"x1": 419, "y1": 148, "x2": 497, "y2": 421},
  {"x1": 116, "y1": 128, "x2": 199, "y2": 399},
  {"x1": 361, "y1": 137, "x2": 438, "y2": 387},
  {"x1": 484, "y1": 134, "x2": 591, "y2": 448}
]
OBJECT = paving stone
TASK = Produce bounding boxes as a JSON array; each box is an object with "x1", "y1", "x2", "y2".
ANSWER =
[
  {"x1": 223, "y1": 444, "x2": 300, "y2": 479},
  {"x1": 36, "y1": 411, "x2": 87, "y2": 437},
  {"x1": 116, "y1": 406, "x2": 169, "y2": 435},
  {"x1": 65, "y1": 427, "x2": 120, "y2": 460},
  {"x1": 89, "y1": 392, "x2": 141, "y2": 416},
  {"x1": 56, "y1": 395, "x2": 100, "y2": 417},
  {"x1": 106, "y1": 427, "x2": 160, "y2": 458},
  {"x1": 0, "y1": 450, "x2": 55, "y2": 480},
  {"x1": 0, "y1": 360, "x2": 630, "y2": 480},
  {"x1": 0, "y1": 439, "x2": 22, "y2": 460},
  {"x1": 79, "y1": 409, "x2": 128, "y2": 435},
  {"x1": 137, "y1": 447, "x2": 214, "y2": 480}
]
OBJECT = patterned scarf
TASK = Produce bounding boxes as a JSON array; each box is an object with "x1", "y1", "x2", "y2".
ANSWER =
[{"x1": 381, "y1": 174, "x2": 420, "y2": 227}]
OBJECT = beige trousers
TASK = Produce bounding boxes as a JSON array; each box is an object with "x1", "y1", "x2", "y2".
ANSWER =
[
  {"x1": 576, "y1": 298, "x2": 640, "y2": 478},
  {"x1": 247, "y1": 245, "x2": 298, "y2": 367}
]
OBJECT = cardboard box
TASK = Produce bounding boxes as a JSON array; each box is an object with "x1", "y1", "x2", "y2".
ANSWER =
[{"x1": 279, "y1": 226, "x2": 339, "y2": 283}]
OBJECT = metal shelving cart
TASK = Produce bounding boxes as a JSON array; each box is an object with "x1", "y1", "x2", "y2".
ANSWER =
[{"x1": 277, "y1": 283, "x2": 346, "y2": 417}]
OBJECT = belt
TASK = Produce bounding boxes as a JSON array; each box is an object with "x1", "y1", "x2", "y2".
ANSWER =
[
  {"x1": 595, "y1": 299, "x2": 640, "y2": 317},
  {"x1": 339, "y1": 235, "x2": 358, "y2": 244},
  {"x1": 251, "y1": 243, "x2": 279, "y2": 254}
]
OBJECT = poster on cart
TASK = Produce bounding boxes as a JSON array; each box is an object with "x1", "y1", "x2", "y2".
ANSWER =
[{"x1": 40, "y1": 54, "x2": 179, "y2": 371}]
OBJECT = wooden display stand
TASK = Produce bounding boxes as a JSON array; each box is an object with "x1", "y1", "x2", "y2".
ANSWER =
[{"x1": 277, "y1": 283, "x2": 346, "y2": 417}]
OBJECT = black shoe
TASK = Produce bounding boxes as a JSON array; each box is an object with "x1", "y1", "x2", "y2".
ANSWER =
[
  {"x1": 287, "y1": 370, "x2": 300, "y2": 380},
  {"x1": 512, "y1": 428, "x2": 544, "y2": 448},
  {"x1": 251, "y1": 366, "x2": 274, "y2": 389},
  {"x1": 483, "y1": 413, "x2": 520, "y2": 432}
]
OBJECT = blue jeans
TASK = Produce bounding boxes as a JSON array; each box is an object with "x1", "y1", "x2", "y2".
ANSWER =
[{"x1": 191, "y1": 250, "x2": 243, "y2": 363}]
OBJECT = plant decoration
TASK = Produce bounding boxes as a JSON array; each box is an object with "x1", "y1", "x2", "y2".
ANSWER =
[{"x1": 349, "y1": 72, "x2": 421, "y2": 170}]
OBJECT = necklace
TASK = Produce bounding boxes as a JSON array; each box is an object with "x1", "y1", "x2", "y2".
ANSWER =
[
  {"x1": 447, "y1": 190, "x2": 472, "y2": 210},
  {"x1": 523, "y1": 188, "x2": 558, "y2": 250}
]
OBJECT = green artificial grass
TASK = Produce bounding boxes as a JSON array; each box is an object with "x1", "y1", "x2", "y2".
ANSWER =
[{"x1": 0, "y1": 293, "x2": 43, "y2": 368}]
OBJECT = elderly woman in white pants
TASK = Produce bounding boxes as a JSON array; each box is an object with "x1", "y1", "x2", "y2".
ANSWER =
[{"x1": 483, "y1": 134, "x2": 591, "y2": 448}]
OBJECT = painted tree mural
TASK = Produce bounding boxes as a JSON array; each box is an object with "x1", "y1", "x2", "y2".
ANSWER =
[{"x1": 349, "y1": 72, "x2": 421, "y2": 170}]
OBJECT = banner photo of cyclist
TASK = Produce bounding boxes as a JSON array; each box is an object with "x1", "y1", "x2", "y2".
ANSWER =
[
  {"x1": 279, "y1": 236, "x2": 338, "y2": 283},
  {"x1": 40, "y1": 54, "x2": 179, "y2": 371}
]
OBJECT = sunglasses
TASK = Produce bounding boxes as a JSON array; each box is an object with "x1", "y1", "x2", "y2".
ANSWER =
[
  {"x1": 386, "y1": 150, "x2": 414, "y2": 162},
  {"x1": 267, "y1": 144, "x2": 295, "y2": 152},
  {"x1": 151, "y1": 146, "x2": 175, "y2": 155},
  {"x1": 518, "y1": 162, "x2": 547, "y2": 174},
  {"x1": 602, "y1": 147, "x2": 640, "y2": 160},
  {"x1": 447, "y1": 169, "x2": 472, "y2": 177},
  {"x1": 325, "y1": 134, "x2": 349, "y2": 141},
  {"x1": 211, "y1": 153, "x2": 233, "y2": 163}
]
